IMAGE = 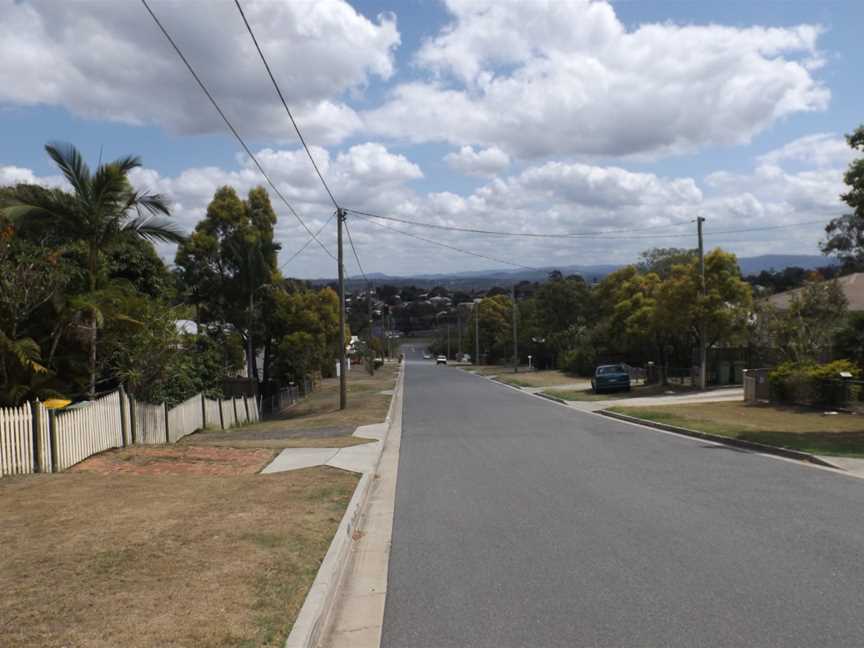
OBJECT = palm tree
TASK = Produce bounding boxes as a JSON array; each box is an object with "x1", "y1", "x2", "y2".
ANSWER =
[{"x1": 5, "y1": 142, "x2": 184, "y2": 398}]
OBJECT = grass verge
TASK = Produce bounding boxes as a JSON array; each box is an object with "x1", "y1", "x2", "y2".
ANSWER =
[
  {"x1": 0, "y1": 466, "x2": 359, "y2": 647},
  {"x1": 609, "y1": 401, "x2": 864, "y2": 457},
  {"x1": 545, "y1": 383, "x2": 692, "y2": 402},
  {"x1": 186, "y1": 363, "x2": 397, "y2": 447}
]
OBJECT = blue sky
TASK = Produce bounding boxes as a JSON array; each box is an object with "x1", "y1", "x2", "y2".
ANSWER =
[{"x1": 1, "y1": 0, "x2": 861, "y2": 277}]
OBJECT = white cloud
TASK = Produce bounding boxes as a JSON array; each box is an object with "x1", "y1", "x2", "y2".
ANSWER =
[
  {"x1": 0, "y1": 165, "x2": 65, "y2": 188},
  {"x1": 0, "y1": 0, "x2": 399, "y2": 144},
  {"x1": 364, "y1": 0, "x2": 828, "y2": 159},
  {"x1": 445, "y1": 146, "x2": 510, "y2": 177},
  {"x1": 758, "y1": 133, "x2": 854, "y2": 168},
  {"x1": 3, "y1": 133, "x2": 847, "y2": 276}
]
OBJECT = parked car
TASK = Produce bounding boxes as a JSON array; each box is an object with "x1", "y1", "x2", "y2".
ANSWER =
[
  {"x1": 423, "y1": 353, "x2": 432, "y2": 359},
  {"x1": 436, "y1": 355, "x2": 448, "y2": 365},
  {"x1": 591, "y1": 364, "x2": 630, "y2": 393}
]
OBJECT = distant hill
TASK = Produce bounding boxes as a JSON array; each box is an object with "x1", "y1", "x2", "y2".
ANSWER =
[
  {"x1": 735, "y1": 255, "x2": 837, "y2": 276},
  {"x1": 318, "y1": 254, "x2": 838, "y2": 290}
]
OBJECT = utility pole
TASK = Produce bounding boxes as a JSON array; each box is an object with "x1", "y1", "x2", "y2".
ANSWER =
[
  {"x1": 697, "y1": 216, "x2": 707, "y2": 390},
  {"x1": 457, "y1": 311, "x2": 462, "y2": 359},
  {"x1": 337, "y1": 208, "x2": 347, "y2": 409},
  {"x1": 512, "y1": 284, "x2": 518, "y2": 373},
  {"x1": 367, "y1": 281, "x2": 374, "y2": 375},
  {"x1": 446, "y1": 320, "x2": 451, "y2": 359},
  {"x1": 474, "y1": 300, "x2": 480, "y2": 365}
]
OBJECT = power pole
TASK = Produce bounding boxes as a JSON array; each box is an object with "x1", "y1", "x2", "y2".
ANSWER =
[
  {"x1": 697, "y1": 216, "x2": 707, "y2": 390},
  {"x1": 337, "y1": 208, "x2": 347, "y2": 409},
  {"x1": 446, "y1": 320, "x2": 451, "y2": 359},
  {"x1": 457, "y1": 311, "x2": 462, "y2": 359},
  {"x1": 474, "y1": 301, "x2": 480, "y2": 365},
  {"x1": 367, "y1": 281, "x2": 374, "y2": 375},
  {"x1": 512, "y1": 284, "x2": 518, "y2": 373}
]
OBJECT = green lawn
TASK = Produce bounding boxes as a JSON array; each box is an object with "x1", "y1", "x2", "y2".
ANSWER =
[
  {"x1": 609, "y1": 401, "x2": 864, "y2": 457},
  {"x1": 545, "y1": 383, "x2": 693, "y2": 402}
]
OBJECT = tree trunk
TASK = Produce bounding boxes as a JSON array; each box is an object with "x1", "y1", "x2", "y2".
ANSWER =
[
  {"x1": 88, "y1": 318, "x2": 97, "y2": 399},
  {"x1": 262, "y1": 336, "x2": 271, "y2": 385}
]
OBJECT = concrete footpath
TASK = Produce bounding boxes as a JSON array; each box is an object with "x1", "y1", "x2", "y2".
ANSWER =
[{"x1": 321, "y1": 371, "x2": 404, "y2": 647}]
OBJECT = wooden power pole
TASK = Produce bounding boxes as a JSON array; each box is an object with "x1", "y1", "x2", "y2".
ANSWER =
[
  {"x1": 512, "y1": 284, "x2": 518, "y2": 373},
  {"x1": 337, "y1": 208, "x2": 347, "y2": 409},
  {"x1": 697, "y1": 216, "x2": 707, "y2": 390}
]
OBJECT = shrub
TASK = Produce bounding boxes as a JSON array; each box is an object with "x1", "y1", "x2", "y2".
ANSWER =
[{"x1": 768, "y1": 360, "x2": 860, "y2": 407}]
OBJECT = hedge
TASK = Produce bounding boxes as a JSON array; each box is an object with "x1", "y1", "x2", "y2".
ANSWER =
[{"x1": 768, "y1": 360, "x2": 861, "y2": 407}]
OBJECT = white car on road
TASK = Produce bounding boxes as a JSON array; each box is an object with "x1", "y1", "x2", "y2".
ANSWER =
[{"x1": 436, "y1": 355, "x2": 447, "y2": 365}]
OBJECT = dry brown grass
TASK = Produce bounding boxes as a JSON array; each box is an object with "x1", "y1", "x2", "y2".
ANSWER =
[
  {"x1": 0, "y1": 466, "x2": 359, "y2": 647},
  {"x1": 610, "y1": 401, "x2": 864, "y2": 457},
  {"x1": 191, "y1": 436, "x2": 376, "y2": 450},
  {"x1": 208, "y1": 364, "x2": 398, "y2": 438},
  {"x1": 70, "y1": 445, "x2": 276, "y2": 476}
]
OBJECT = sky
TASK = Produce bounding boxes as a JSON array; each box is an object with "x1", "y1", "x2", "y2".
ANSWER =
[{"x1": 1, "y1": 0, "x2": 861, "y2": 279}]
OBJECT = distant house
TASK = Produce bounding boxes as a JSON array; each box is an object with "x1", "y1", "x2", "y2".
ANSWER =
[
  {"x1": 175, "y1": 319, "x2": 198, "y2": 335},
  {"x1": 767, "y1": 273, "x2": 864, "y2": 311}
]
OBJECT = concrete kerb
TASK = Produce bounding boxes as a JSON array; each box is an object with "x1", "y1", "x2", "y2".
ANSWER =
[
  {"x1": 283, "y1": 363, "x2": 405, "y2": 648},
  {"x1": 598, "y1": 409, "x2": 841, "y2": 470}
]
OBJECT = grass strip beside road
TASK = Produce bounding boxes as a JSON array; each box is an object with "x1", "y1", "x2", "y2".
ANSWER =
[
  {"x1": 545, "y1": 383, "x2": 692, "y2": 402},
  {"x1": 0, "y1": 467, "x2": 359, "y2": 648},
  {"x1": 609, "y1": 401, "x2": 864, "y2": 457}
]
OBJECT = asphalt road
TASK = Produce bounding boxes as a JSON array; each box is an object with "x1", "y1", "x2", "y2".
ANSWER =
[{"x1": 381, "y1": 348, "x2": 864, "y2": 648}]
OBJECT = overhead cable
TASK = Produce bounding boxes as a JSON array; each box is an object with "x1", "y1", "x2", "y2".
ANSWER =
[
  {"x1": 234, "y1": 0, "x2": 339, "y2": 209},
  {"x1": 141, "y1": 0, "x2": 335, "y2": 260}
]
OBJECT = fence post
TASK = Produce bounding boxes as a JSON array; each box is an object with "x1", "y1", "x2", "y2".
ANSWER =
[
  {"x1": 30, "y1": 400, "x2": 41, "y2": 473},
  {"x1": 201, "y1": 393, "x2": 207, "y2": 429},
  {"x1": 118, "y1": 385, "x2": 128, "y2": 448},
  {"x1": 163, "y1": 402, "x2": 170, "y2": 444},
  {"x1": 48, "y1": 409, "x2": 58, "y2": 473},
  {"x1": 218, "y1": 398, "x2": 225, "y2": 430},
  {"x1": 129, "y1": 396, "x2": 137, "y2": 445},
  {"x1": 232, "y1": 397, "x2": 239, "y2": 426}
]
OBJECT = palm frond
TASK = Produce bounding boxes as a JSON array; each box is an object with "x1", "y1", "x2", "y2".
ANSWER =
[
  {"x1": 45, "y1": 142, "x2": 91, "y2": 199},
  {"x1": 0, "y1": 331, "x2": 48, "y2": 374},
  {"x1": 124, "y1": 213, "x2": 186, "y2": 243}
]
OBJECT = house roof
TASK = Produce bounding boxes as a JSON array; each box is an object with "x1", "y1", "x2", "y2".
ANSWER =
[{"x1": 766, "y1": 273, "x2": 864, "y2": 311}]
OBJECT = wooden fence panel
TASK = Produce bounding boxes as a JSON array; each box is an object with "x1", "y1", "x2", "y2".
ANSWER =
[
  {"x1": 167, "y1": 395, "x2": 203, "y2": 443},
  {"x1": 220, "y1": 399, "x2": 236, "y2": 429},
  {"x1": 134, "y1": 400, "x2": 167, "y2": 445},
  {"x1": 203, "y1": 397, "x2": 221, "y2": 429},
  {"x1": 54, "y1": 391, "x2": 123, "y2": 471},
  {"x1": 0, "y1": 403, "x2": 33, "y2": 476},
  {"x1": 34, "y1": 401, "x2": 51, "y2": 473},
  {"x1": 234, "y1": 397, "x2": 247, "y2": 425},
  {"x1": 245, "y1": 396, "x2": 259, "y2": 423}
]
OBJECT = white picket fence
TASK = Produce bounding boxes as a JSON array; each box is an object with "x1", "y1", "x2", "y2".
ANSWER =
[
  {"x1": 54, "y1": 391, "x2": 124, "y2": 472},
  {"x1": 167, "y1": 395, "x2": 204, "y2": 443},
  {"x1": 0, "y1": 389, "x2": 264, "y2": 476},
  {"x1": 133, "y1": 400, "x2": 167, "y2": 445}
]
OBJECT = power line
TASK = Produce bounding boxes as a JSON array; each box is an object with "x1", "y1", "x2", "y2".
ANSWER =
[
  {"x1": 352, "y1": 211, "x2": 539, "y2": 271},
  {"x1": 346, "y1": 208, "x2": 694, "y2": 238},
  {"x1": 346, "y1": 209, "x2": 828, "y2": 241},
  {"x1": 344, "y1": 218, "x2": 368, "y2": 281},
  {"x1": 279, "y1": 213, "x2": 335, "y2": 271},
  {"x1": 234, "y1": 0, "x2": 339, "y2": 210},
  {"x1": 141, "y1": 0, "x2": 335, "y2": 260}
]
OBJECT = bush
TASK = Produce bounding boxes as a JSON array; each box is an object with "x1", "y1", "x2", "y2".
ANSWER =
[{"x1": 768, "y1": 360, "x2": 860, "y2": 407}]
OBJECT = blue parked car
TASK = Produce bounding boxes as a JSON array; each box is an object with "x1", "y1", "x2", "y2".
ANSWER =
[{"x1": 591, "y1": 364, "x2": 631, "y2": 394}]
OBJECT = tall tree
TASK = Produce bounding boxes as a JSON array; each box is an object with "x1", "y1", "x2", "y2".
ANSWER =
[
  {"x1": 3, "y1": 143, "x2": 183, "y2": 397},
  {"x1": 821, "y1": 125, "x2": 864, "y2": 269}
]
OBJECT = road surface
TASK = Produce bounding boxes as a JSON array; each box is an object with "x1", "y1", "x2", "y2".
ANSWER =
[{"x1": 382, "y1": 348, "x2": 864, "y2": 647}]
